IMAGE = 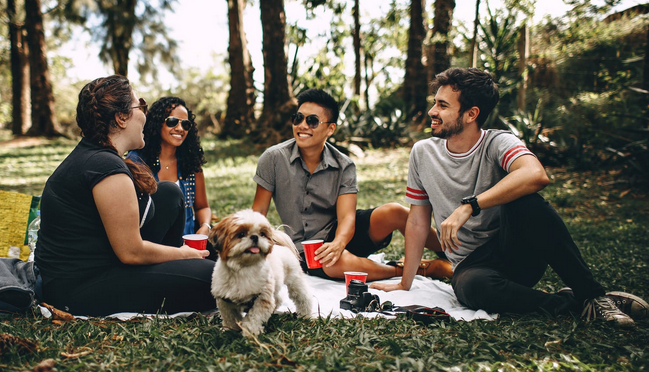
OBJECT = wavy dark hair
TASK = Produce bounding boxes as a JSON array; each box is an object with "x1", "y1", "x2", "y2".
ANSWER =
[
  {"x1": 138, "y1": 97, "x2": 205, "y2": 177},
  {"x1": 76, "y1": 75, "x2": 156, "y2": 194}
]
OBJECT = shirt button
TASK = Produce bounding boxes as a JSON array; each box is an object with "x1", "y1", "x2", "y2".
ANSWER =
[
  {"x1": 305, "y1": 223, "x2": 309, "y2": 227},
  {"x1": 306, "y1": 191, "x2": 309, "y2": 195}
]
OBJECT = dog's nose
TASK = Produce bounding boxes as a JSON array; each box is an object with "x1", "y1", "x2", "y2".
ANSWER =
[{"x1": 250, "y1": 235, "x2": 258, "y2": 244}]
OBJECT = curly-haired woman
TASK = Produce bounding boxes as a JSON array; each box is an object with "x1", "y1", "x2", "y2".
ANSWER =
[
  {"x1": 36, "y1": 75, "x2": 215, "y2": 317},
  {"x1": 127, "y1": 97, "x2": 212, "y2": 236}
]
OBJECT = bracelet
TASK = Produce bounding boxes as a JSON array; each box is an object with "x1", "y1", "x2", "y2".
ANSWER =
[{"x1": 201, "y1": 223, "x2": 212, "y2": 230}]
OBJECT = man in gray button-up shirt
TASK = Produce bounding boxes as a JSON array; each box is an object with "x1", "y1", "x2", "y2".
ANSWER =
[{"x1": 252, "y1": 89, "x2": 452, "y2": 281}]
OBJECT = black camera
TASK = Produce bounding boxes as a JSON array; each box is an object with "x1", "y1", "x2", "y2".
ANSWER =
[{"x1": 340, "y1": 279, "x2": 381, "y2": 313}]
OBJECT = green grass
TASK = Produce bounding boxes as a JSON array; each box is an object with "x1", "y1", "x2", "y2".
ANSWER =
[{"x1": 1, "y1": 132, "x2": 649, "y2": 371}]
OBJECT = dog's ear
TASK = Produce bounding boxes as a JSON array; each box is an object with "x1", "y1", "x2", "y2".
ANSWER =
[{"x1": 209, "y1": 216, "x2": 231, "y2": 252}]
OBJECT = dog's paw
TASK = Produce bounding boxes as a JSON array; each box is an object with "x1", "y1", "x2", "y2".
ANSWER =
[
  {"x1": 222, "y1": 322, "x2": 242, "y2": 332},
  {"x1": 242, "y1": 323, "x2": 264, "y2": 337}
]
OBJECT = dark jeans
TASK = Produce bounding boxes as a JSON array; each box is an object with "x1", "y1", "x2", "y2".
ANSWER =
[
  {"x1": 43, "y1": 182, "x2": 216, "y2": 316},
  {"x1": 451, "y1": 193, "x2": 605, "y2": 316}
]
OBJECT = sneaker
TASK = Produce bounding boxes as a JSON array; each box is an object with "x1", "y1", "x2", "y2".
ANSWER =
[
  {"x1": 581, "y1": 296, "x2": 635, "y2": 328},
  {"x1": 606, "y1": 291, "x2": 648, "y2": 320}
]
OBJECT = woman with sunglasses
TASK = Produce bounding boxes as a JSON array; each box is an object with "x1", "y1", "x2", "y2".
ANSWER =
[
  {"x1": 127, "y1": 97, "x2": 212, "y2": 236},
  {"x1": 36, "y1": 76, "x2": 215, "y2": 316}
]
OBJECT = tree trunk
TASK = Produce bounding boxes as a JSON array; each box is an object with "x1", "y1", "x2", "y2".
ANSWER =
[
  {"x1": 428, "y1": 0, "x2": 455, "y2": 95},
  {"x1": 517, "y1": 23, "x2": 529, "y2": 111},
  {"x1": 403, "y1": 0, "x2": 428, "y2": 122},
  {"x1": 8, "y1": 0, "x2": 31, "y2": 136},
  {"x1": 224, "y1": 0, "x2": 256, "y2": 139},
  {"x1": 644, "y1": 24, "x2": 649, "y2": 91},
  {"x1": 470, "y1": 0, "x2": 481, "y2": 68},
  {"x1": 254, "y1": 0, "x2": 296, "y2": 145},
  {"x1": 24, "y1": 0, "x2": 61, "y2": 137},
  {"x1": 103, "y1": 0, "x2": 137, "y2": 77},
  {"x1": 353, "y1": 0, "x2": 361, "y2": 113}
]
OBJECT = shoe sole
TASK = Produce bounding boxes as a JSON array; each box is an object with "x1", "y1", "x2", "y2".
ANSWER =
[{"x1": 606, "y1": 291, "x2": 648, "y2": 320}]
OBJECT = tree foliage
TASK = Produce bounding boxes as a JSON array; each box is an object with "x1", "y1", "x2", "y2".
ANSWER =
[{"x1": 59, "y1": 0, "x2": 179, "y2": 79}]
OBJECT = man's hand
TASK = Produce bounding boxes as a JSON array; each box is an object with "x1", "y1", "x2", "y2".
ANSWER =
[
  {"x1": 438, "y1": 204, "x2": 472, "y2": 253},
  {"x1": 370, "y1": 282, "x2": 410, "y2": 292},
  {"x1": 315, "y1": 240, "x2": 346, "y2": 267}
]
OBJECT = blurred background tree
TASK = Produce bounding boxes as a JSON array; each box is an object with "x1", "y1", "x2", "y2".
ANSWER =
[{"x1": 0, "y1": 0, "x2": 647, "y2": 183}]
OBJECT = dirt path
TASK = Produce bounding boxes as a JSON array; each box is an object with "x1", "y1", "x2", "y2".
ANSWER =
[{"x1": 0, "y1": 136, "x2": 50, "y2": 149}]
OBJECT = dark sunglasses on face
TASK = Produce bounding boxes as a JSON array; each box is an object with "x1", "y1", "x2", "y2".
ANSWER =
[
  {"x1": 132, "y1": 98, "x2": 148, "y2": 115},
  {"x1": 291, "y1": 112, "x2": 334, "y2": 129},
  {"x1": 165, "y1": 117, "x2": 193, "y2": 131}
]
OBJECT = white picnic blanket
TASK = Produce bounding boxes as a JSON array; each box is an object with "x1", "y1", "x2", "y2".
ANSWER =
[
  {"x1": 39, "y1": 254, "x2": 497, "y2": 322},
  {"x1": 277, "y1": 274, "x2": 498, "y2": 321}
]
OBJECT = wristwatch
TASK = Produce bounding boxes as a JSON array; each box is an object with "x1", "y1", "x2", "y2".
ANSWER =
[{"x1": 461, "y1": 195, "x2": 481, "y2": 216}]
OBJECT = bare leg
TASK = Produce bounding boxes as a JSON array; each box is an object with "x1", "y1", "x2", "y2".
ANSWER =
[
  {"x1": 368, "y1": 203, "x2": 442, "y2": 252},
  {"x1": 322, "y1": 250, "x2": 398, "y2": 280}
]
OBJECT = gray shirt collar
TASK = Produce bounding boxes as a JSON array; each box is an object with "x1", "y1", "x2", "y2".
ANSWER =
[{"x1": 289, "y1": 141, "x2": 340, "y2": 173}]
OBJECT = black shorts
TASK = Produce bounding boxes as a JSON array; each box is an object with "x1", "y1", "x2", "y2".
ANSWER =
[{"x1": 300, "y1": 208, "x2": 393, "y2": 279}]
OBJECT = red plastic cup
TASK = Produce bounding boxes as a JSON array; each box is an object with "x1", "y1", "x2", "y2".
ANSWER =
[
  {"x1": 344, "y1": 271, "x2": 368, "y2": 294},
  {"x1": 183, "y1": 234, "x2": 208, "y2": 250},
  {"x1": 302, "y1": 240, "x2": 324, "y2": 269}
]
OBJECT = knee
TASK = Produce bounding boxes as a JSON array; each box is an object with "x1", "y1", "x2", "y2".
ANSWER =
[
  {"x1": 452, "y1": 269, "x2": 504, "y2": 312},
  {"x1": 155, "y1": 181, "x2": 184, "y2": 208},
  {"x1": 375, "y1": 203, "x2": 409, "y2": 222}
]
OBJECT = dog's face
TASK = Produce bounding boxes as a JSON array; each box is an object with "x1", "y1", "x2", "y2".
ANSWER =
[{"x1": 208, "y1": 209, "x2": 275, "y2": 268}]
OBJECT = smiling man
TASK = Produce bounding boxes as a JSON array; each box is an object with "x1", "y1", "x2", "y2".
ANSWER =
[
  {"x1": 371, "y1": 68, "x2": 648, "y2": 327},
  {"x1": 252, "y1": 89, "x2": 452, "y2": 281}
]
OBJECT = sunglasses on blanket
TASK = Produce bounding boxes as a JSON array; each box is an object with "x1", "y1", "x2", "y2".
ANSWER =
[
  {"x1": 291, "y1": 112, "x2": 335, "y2": 129},
  {"x1": 165, "y1": 117, "x2": 193, "y2": 131}
]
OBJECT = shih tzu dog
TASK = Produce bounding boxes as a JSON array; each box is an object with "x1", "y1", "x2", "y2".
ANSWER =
[{"x1": 208, "y1": 209, "x2": 312, "y2": 336}]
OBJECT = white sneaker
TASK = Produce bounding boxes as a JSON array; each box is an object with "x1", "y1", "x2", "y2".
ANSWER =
[
  {"x1": 606, "y1": 291, "x2": 648, "y2": 320},
  {"x1": 582, "y1": 296, "x2": 635, "y2": 328}
]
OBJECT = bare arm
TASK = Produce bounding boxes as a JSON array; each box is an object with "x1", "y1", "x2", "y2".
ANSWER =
[
  {"x1": 94, "y1": 174, "x2": 208, "y2": 264},
  {"x1": 440, "y1": 154, "x2": 550, "y2": 252},
  {"x1": 316, "y1": 193, "x2": 357, "y2": 267},
  {"x1": 193, "y1": 171, "x2": 212, "y2": 235},
  {"x1": 371, "y1": 204, "x2": 431, "y2": 292},
  {"x1": 252, "y1": 184, "x2": 273, "y2": 216}
]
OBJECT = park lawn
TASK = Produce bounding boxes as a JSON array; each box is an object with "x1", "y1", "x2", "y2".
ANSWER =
[{"x1": 1, "y1": 133, "x2": 648, "y2": 371}]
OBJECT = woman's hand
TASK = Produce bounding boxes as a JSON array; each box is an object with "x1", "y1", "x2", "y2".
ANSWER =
[
  {"x1": 195, "y1": 224, "x2": 211, "y2": 236},
  {"x1": 179, "y1": 245, "x2": 210, "y2": 259}
]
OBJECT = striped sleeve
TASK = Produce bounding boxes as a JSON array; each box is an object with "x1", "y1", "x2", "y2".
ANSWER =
[
  {"x1": 405, "y1": 143, "x2": 431, "y2": 206},
  {"x1": 406, "y1": 187, "x2": 428, "y2": 201},
  {"x1": 500, "y1": 144, "x2": 534, "y2": 171}
]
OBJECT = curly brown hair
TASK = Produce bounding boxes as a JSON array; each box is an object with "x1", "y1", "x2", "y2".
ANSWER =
[{"x1": 138, "y1": 96, "x2": 206, "y2": 178}]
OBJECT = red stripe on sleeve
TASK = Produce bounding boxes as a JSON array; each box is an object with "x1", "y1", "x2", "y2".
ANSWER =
[
  {"x1": 406, "y1": 187, "x2": 428, "y2": 200},
  {"x1": 501, "y1": 145, "x2": 530, "y2": 170}
]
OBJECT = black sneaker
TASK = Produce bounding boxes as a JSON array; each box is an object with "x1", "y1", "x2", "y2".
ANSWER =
[
  {"x1": 582, "y1": 296, "x2": 635, "y2": 328},
  {"x1": 606, "y1": 291, "x2": 648, "y2": 320}
]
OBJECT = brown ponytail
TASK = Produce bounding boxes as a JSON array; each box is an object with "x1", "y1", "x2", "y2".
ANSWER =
[{"x1": 124, "y1": 158, "x2": 158, "y2": 195}]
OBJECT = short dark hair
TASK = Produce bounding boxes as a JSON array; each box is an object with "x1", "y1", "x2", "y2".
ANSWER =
[
  {"x1": 296, "y1": 89, "x2": 339, "y2": 123},
  {"x1": 431, "y1": 68, "x2": 500, "y2": 127}
]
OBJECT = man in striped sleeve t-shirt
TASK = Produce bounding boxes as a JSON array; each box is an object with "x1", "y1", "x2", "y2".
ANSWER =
[{"x1": 372, "y1": 68, "x2": 647, "y2": 327}]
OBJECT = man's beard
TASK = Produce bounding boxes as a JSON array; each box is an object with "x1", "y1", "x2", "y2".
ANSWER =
[{"x1": 431, "y1": 115, "x2": 465, "y2": 139}]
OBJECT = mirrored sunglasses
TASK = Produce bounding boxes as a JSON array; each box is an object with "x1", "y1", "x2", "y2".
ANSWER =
[
  {"x1": 291, "y1": 112, "x2": 334, "y2": 129},
  {"x1": 165, "y1": 117, "x2": 193, "y2": 131},
  {"x1": 132, "y1": 98, "x2": 148, "y2": 115}
]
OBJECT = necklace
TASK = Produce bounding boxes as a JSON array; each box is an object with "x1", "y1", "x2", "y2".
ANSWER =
[{"x1": 161, "y1": 159, "x2": 176, "y2": 170}]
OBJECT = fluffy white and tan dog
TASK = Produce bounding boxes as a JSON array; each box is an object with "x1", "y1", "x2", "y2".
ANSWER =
[{"x1": 208, "y1": 209, "x2": 312, "y2": 336}]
